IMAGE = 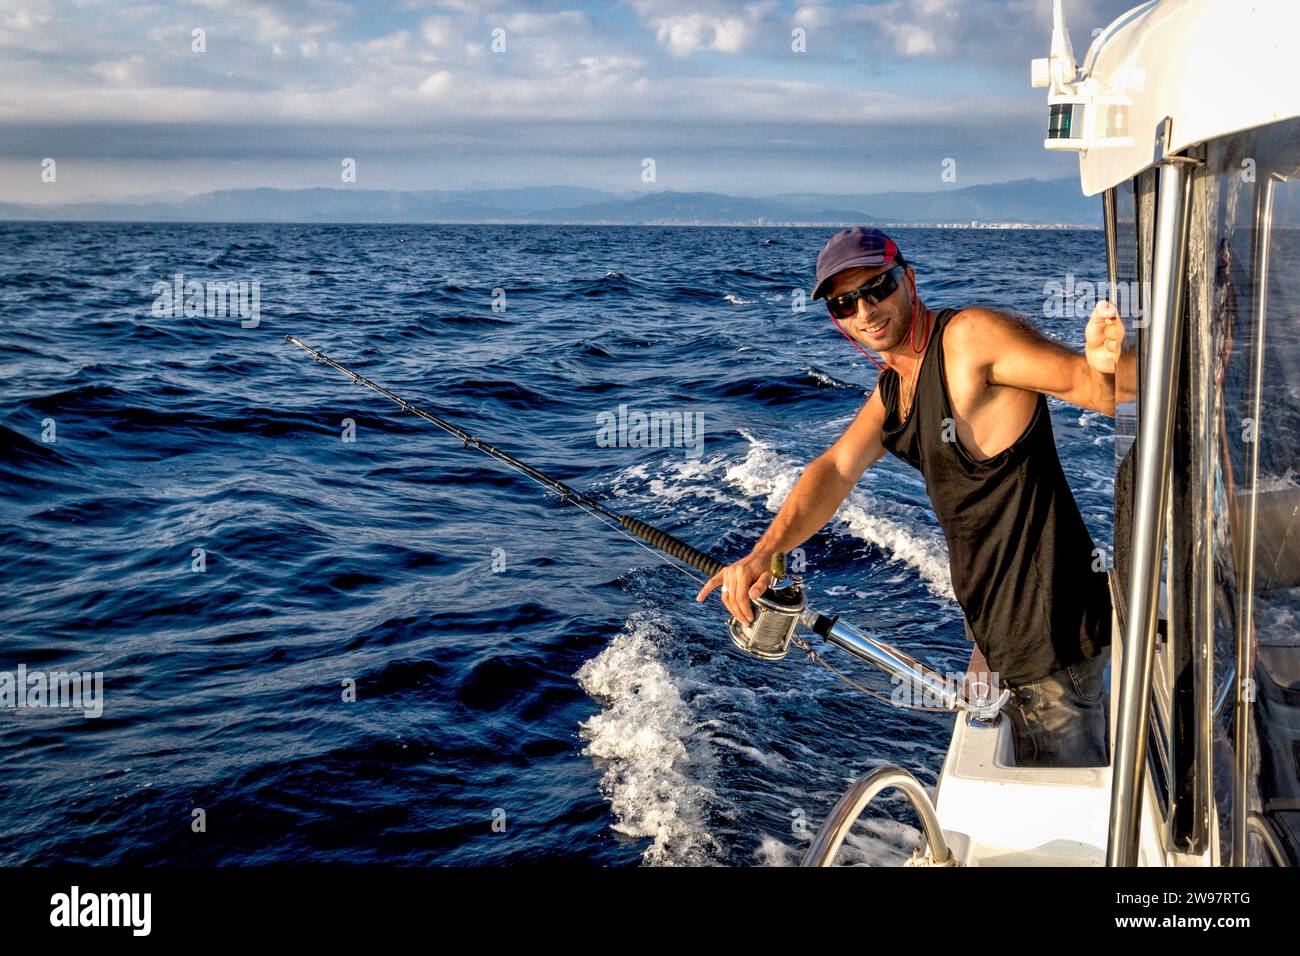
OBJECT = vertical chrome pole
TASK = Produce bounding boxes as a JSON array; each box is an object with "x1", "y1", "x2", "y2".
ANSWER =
[
  {"x1": 1107, "y1": 159, "x2": 1191, "y2": 867},
  {"x1": 1232, "y1": 174, "x2": 1275, "y2": 865},
  {"x1": 1103, "y1": 188, "x2": 1119, "y2": 289}
]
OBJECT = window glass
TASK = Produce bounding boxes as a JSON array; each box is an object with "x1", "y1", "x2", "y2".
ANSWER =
[
  {"x1": 1190, "y1": 117, "x2": 1300, "y2": 866},
  {"x1": 1113, "y1": 177, "x2": 1138, "y2": 463}
]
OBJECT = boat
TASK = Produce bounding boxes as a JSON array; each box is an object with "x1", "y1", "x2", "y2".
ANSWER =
[{"x1": 801, "y1": 0, "x2": 1300, "y2": 867}]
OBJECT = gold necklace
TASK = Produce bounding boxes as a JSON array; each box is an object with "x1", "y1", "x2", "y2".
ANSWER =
[
  {"x1": 899, "y1": 353, "x2": 921, "y2": 420},
  {"x1": 897, "y1": 310, "x2": 934, "y2": 420}
]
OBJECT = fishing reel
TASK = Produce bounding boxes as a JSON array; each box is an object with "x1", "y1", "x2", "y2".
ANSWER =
[{"x1": 727, "y1": 553, "x2": 806, "y2": 661}]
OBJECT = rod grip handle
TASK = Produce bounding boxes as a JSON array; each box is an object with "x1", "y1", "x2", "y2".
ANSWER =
[{"x1": 618, "y1": 515, "x2": 726, "y2": 578}]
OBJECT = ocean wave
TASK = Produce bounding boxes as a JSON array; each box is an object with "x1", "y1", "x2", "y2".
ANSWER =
[
  {"x1": 567, "y1": 271, "x2": 644, "y2": 297},
  {"x1": 800, "y1": 365, "x2": 862, "y2": 390}
]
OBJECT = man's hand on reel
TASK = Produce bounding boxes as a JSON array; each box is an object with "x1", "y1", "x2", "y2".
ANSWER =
[{"x1": 696, "y1": 550, "x2": 773, "y2": 626}]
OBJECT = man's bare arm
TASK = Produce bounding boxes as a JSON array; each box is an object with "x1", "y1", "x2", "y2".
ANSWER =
[
  {"x1": 696, "y1": 386, "x2": 887, "y2": 624},
  {"x1": 949, "y1": 302, "x2": 1124, "y2": 416}
]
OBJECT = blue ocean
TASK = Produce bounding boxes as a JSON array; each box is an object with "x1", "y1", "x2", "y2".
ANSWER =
[{"x1": 0, "y1": 223, "x2": 1112, "y2": 865}]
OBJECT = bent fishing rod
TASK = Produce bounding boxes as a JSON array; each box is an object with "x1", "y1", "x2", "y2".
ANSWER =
[{"x1": 284, "y1": 335, "x2": 1008, "y2": 719}]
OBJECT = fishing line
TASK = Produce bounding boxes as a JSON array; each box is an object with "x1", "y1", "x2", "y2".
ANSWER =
[
  {"x1": 793, "y1": 636, "x2": 950, "y2": 712},
  {"x1": 286, "y1": 335, "x2": 722, "y2": 592}
]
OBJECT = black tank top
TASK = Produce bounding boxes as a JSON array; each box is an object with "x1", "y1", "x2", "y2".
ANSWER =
[{"x1": 879, "y1": 307, "x2": 1111, "y2": 685}]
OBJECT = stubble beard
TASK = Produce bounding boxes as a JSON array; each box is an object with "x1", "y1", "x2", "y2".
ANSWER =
[{"x1": 876, "y1": 293, "x2": 915, "y2": 355}]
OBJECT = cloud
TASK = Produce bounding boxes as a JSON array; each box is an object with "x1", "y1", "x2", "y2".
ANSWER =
[
  {"x1": 188, "y1": 0, "x2": 349, "y2": 43},
  {"x1": 651, "y1": 13, "x2": 753, "y2": 55},
  {"x1": 628, "y1": 0, "x2": 779, "y2": 56},
  {"x1": 0, "y1": 0, "x2": 1134, "y2": 202},
  {"x1": 417, "y1": 69, "x2": 452, "y2": 98},
  {"x1": 792, "y1": 0, "x2": 1138, "y2": 64},
  {"x1": 89, "y1": 54, "x2": 148, "y2": 86},
  {"x1": 420, "y1": 15, "x2": 456, "y2": 48},
  {"x1": 502, "y1": 10, "x2": 587, "y2": 33},
  {"x1": 358, "y1": 30, "x2": 413, "y2": 58}
]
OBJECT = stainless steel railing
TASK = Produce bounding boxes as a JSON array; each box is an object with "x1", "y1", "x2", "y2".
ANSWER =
[{"x1": 800, "y1": 766, "x2": 954, "y2": 867}]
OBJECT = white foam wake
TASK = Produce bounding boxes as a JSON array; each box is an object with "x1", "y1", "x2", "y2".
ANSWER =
[
  {"x1": 724, "y1": 432, "x2": 954, "y2": 600},
  {"x1": 753, "y1": 818, "x2": 920, "y2": 867},
  {"x1": 575, "y1": 613, "x2": 721, "y2": 866},
  {"x1": 607, "y1": 435, "x2": 953, "y2": 597}
]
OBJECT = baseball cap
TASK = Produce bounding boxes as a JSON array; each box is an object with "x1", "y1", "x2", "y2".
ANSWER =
[{"x1": 812, "y1": 227, "x2": 904, "y2": 300}]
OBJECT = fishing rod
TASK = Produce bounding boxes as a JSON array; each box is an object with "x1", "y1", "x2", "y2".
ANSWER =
[{"x1": 284, "y1": 335, "x2": 1008, "y2": 720}]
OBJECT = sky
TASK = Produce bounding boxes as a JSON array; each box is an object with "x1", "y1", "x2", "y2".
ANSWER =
[{"x1": 0, "y1": 0, "x2": 1141, "y2": 203}]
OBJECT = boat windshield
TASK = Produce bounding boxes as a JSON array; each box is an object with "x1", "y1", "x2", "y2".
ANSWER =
[{"x1": 1190, "y1": 116, "x2": 1300, "y2": 865}]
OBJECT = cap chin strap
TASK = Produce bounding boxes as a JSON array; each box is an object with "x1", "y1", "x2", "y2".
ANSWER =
[
  {"x1": 909, "y1": 304, "x2": 934, "y2": 355},
  {"x1": 829, "y1": 313, "x2": 887, "y2": 371},
  {"x1": 826, "y1": 303, "x2": 930, "y2": 374}
]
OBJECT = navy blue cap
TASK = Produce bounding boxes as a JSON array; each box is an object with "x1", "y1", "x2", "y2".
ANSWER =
[{"x1": 812, "y1": 227, "x2": 903, "y2": 299}]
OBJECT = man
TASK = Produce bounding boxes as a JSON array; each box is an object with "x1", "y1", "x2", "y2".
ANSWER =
[{"x1": 697, "y1": 227, "x2": 1126, "y2": 768}]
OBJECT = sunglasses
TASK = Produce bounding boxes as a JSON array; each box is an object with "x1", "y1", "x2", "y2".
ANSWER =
[{"x1": 825, "y1": 264, "x2": 907, "y2": 320}]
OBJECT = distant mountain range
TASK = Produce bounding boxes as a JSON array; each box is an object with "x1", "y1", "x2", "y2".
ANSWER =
[{"x1": 0, "y1": 178, "x2": 1101, "y2": 226}]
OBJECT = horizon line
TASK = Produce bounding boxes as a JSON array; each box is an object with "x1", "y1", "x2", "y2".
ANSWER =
[{"x1": 5, "y1": 175, "x2": 1085, "y2": 209}]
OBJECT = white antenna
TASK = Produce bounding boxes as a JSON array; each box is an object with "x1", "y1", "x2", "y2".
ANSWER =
[
  {"x1": 1049, "y1": 0, "x2": 1078, "y2": 87},
  {"x1": 1032, "y1": 0, "x2": 1079, "y2": 92}
]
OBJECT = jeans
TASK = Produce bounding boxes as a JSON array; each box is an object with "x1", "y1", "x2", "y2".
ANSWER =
[{"x1": 1003, "y1": 648, "x2": 1111, "y2": 768}]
